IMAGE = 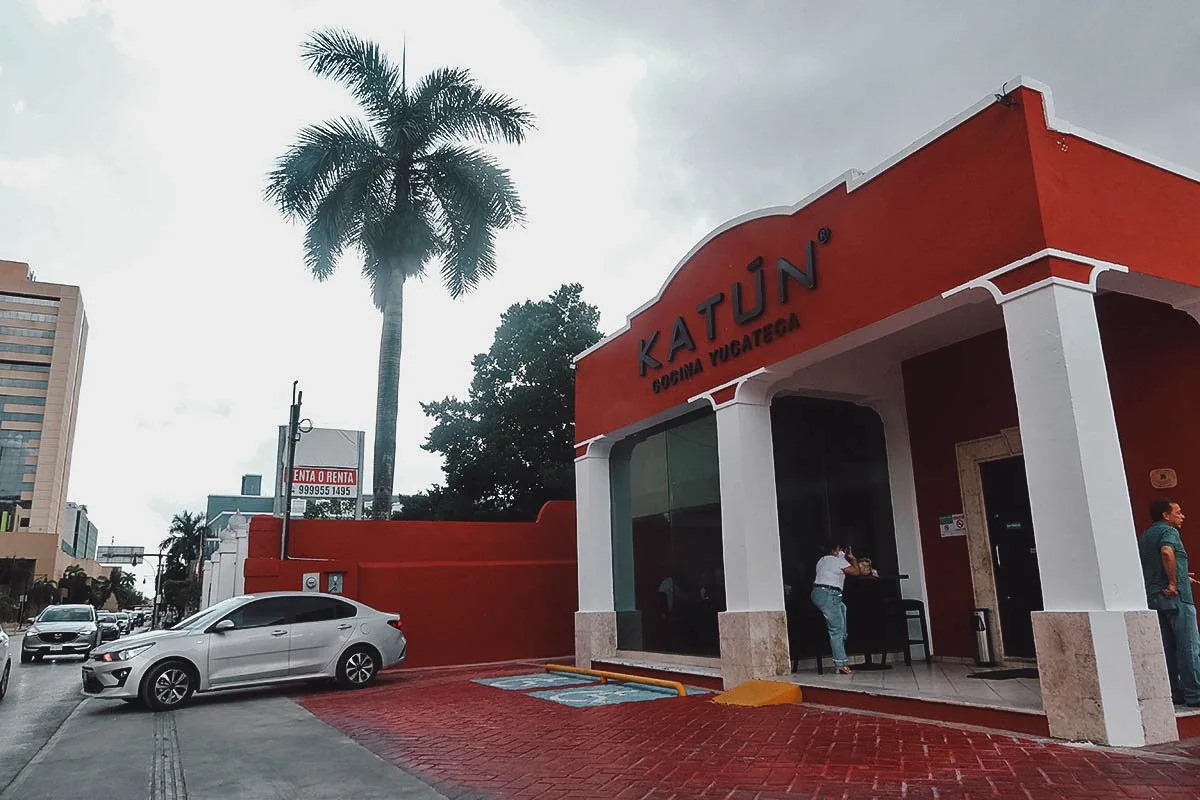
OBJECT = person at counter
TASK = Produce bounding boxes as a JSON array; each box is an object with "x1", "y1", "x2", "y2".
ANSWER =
[{"x1": 810, "y1": 543, "x2": 861, "y2": 675}]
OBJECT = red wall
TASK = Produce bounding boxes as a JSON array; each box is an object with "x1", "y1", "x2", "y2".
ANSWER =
[
  {"x1": 903, "y1": 330, "x2": 1018, "y2": 658},
  {"x1": 903, "y1": 294, "x2": 1200, "y2": 658},
  {"x1": 575, "y1": 86, "x2": 1051, "y2": 443},
  {"x1": 243, "y1": 501, "x2": 577, "y2": 669}
]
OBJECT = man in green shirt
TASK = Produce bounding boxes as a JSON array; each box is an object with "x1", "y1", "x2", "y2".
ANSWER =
[{"x1": 1139, "y1": 498, "x2": 1200, "y2": 707}]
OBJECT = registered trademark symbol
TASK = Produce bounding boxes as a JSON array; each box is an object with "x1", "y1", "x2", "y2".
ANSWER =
[{"x1": 817, "y1": 227, "x2": 831, "y2": 245}]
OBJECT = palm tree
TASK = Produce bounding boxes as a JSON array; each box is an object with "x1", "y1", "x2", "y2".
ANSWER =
[
  {"x1": 265, "y1": 30, "x2": 535, "y2": 517},
  {"x1": 161, "y1": 511, "x2": 207, "y2": 574}
]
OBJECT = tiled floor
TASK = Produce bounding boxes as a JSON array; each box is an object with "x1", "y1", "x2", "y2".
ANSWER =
[
  {"x1": 789, "y1": 660, "x2": 1044, "y2": 713},
  {"x1": 299, "y1": 662, "x2": 1200, "y2": 799}
]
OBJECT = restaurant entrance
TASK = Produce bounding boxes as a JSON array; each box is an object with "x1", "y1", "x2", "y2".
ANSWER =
[
  {"x1": 771, "y1": 396, "x2": 899, "y2": 663},
  {"x1": 980, "y1": 456, "x2": 1043, "y2": 660}
]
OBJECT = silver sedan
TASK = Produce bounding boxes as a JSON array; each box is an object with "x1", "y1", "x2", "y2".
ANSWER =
[{"x1": 82, "y1": 592, "x2": 407, "y2": 710}]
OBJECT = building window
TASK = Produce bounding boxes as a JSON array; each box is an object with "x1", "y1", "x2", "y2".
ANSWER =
[
  {"x1": 0, "y1": 310, "x2": 56, "y2": 323},
  {"x1": 0, "y1": 343, "x2": 53, "y2": 356},
  {"x1": 0, "y1": 293, "x2": 59, "y2": 307},
  {"x1": 0, "y1": 326, "x2": 54, "y2": 339},
  {"x1": 1, "y1": 363, "x2": 50, "y2": 373},
  {"x1": 0, "y1": 412, "x2": 43, "y2": 423},
  {"x1": 610, "y1": 410, "x2": 723, "y2": 657},
  {"x1": 0, "y1": 395, "x2": 45, "y2": 406},
  {"x1": 0, "y1": 378, "x2": 48, "y2": 389}
]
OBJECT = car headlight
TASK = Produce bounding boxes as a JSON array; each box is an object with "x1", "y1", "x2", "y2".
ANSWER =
[{"x1": 100, "y1": 643, "x2": 154, "y2": 662}]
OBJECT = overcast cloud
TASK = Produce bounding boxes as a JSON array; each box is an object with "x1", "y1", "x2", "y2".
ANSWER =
[{"x1": 1, "y1": 0, "x2": 1198, "y2": 589}]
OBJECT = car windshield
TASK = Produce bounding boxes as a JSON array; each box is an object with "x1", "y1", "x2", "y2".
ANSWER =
[
  {"x1": 39, "y1": 607, "x2": 93, "y2": 623},
  {"x1": 98, "y1": 613, "x2": 114, "y2": 621},
  {"x1": 170, "y1": 597, "x2": 247, "y2": 631}
]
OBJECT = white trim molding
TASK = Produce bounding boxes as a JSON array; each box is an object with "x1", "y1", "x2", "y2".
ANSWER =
[{"x1": 942, "y1": 248, "x2": 1129, "y2": 303}]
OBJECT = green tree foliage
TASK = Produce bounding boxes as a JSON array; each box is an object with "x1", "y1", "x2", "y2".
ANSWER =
[
  {"x1": 160, "y1": 511, "x2": 207, "y2": 615},
  {"x1": 265, "y1": 29, "x2": 535, "y2": 518},
  {"x1": 59, "y1": 565, "x2": 90, "y2": 604},
  {"x1": 397, "y1": 283, "x2": 601, "y2": 521},
  {"x1": 303, "y1": 498, "x2": 358, "y2": 520}
]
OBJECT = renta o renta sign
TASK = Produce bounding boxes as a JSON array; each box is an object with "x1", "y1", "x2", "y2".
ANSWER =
[{"x1": 639, "y1": 229, "x2": 828, "y2": 394}]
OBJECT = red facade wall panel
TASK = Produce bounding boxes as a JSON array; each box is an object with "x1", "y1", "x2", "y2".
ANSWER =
[
  {"x1": 1023, "y1": 97, "x2": 1200, "y2": 289},
  {"x1": 243, "y1": 501, "x2": 577, "y2": 669},
  {"x1": 575, "y1": 88, "x2": 1049, "y2": 442},
  {"x1": 1098, "y1": 295, "x2": 1200, "y2": 543},
  {"x1": 903, "y1": 330, "x2": 1018, "y2": 658}
]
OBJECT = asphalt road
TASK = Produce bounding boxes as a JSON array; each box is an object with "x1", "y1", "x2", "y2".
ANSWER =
[
  {"x1": 0, "y1": 632, "x2": 445, "y2": 800},
  {"x1": 0, "y1": 636, "x2": 90, "y2": 792}
]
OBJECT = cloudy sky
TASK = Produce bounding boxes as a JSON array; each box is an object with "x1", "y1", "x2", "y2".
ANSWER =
[{"x1": 2, "y1": 0, "x2": 1199, "y2": 588}]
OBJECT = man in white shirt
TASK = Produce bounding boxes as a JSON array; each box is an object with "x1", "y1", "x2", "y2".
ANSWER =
[{"x1": 810, "y1": 544, "x2": 860, "y2": 674}]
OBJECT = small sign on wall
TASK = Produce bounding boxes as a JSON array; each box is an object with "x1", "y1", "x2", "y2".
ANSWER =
[
  {"x1": 939, "y1": 514, "x2": 966, "y2": 538},
  {"x1": 1150, "y1": 468, "x2": 1178, "y2": 490}
]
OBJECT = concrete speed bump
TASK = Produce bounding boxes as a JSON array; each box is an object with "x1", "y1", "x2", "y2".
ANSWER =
[{"x1": 712, "y1": 680, "x2": 803, "y2": 707}]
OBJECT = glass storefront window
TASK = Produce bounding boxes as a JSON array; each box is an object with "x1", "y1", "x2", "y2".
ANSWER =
[{"x1": 611, "y1": 410, "x2": 723, "y2": 657}]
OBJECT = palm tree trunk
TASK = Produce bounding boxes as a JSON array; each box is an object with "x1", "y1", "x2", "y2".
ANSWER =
[{"x1": 372, "y1": 271, "x2": 406, "y2": 517}]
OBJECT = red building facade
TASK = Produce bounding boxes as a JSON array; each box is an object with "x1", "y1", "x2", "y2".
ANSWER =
[{"x1": 572, "y1": 79, "x2": 1200, "y2": 747}]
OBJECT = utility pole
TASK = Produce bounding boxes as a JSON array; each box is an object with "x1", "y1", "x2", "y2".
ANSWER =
[
  {"x1": 280, "y1": 381, "x2": 303, "y2": 560},
  {"x1": 195, "y1": 522, "x2": 208, "y2": 611},
  {"x1": 150, "y1": 550, "x2": 165, "y2": 629}
]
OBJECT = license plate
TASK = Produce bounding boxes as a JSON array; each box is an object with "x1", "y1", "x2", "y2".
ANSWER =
[{"x1": 50, "y1": 645, "x2": 63, "y2": 652}]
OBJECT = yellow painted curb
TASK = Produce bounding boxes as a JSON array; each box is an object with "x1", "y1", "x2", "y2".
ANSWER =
[{"x1": 712, "y1": 679, "x2": 803, "y2": 707}]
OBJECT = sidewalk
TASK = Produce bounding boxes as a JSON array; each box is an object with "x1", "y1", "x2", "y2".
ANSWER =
[{"x1": 301, "y1": 662, "x2": 1200, "y2": 800}]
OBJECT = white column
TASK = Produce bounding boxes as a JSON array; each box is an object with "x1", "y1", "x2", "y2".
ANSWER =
[
  {"x1": 714, "y1": 387, "x2": 790, "y2": 688},
  {"x1": 716, "y1": 398, "x2": 786, "y2": 613},
  {"x1": 1002, "y1": 282, "x2": 1143, "y2": 610},
  {"x1": 1001, "y1": 280, "x2": 1175, "y2": 746},
  {"x1": 574, "y1": 438, "x2": 617, "y2": 666},
  {"x1": 868, "y1": 371, "x2": 933, "y2": 655},
  {"x1": 232, "y1": 514, "x2": 249, "y2": 597}
]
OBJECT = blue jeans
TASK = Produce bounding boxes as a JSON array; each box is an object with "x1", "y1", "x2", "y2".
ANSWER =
[
  {"x1": 811, "y1": 585, "x2": 848, "y2": 667},
  {"x1": 1150, "y1": 594, "x2": 1200, "y2": 705},
  {"x1": 1174, "y1": 602, "x2": 1200, "y2": 705}
]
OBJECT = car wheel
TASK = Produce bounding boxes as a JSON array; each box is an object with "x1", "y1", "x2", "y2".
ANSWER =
[
  {"x1": 140, "y1": 660, "x2": 195, "y2": 711},
  {"x1": 0, "y1": 661, "x2": 9, "y2": 701},
  {"x1": 335, "y1": 646, "x2": 379, "y2": 689},
  {"x1": 20, "y1": 650, "x2": 32, "y2": 664}
]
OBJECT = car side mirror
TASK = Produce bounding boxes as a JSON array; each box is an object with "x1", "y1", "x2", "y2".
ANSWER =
[{"x1": 213, "y1": 619, "x2": 236, "y2": 633}]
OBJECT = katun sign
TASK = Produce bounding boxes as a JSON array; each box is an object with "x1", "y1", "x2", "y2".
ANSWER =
[{"x1": 639, "y1": 229, "x2": 827, "y2": 393}]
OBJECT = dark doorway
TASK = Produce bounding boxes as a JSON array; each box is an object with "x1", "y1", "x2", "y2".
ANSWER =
[
  {"x1": 772, "y1": 396, "x2": 898, "y2": 663},
  {"x1": 979, "y1": 456, "x2": 1043, "y2": 659}
]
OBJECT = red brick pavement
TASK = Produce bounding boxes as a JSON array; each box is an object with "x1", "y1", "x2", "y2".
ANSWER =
[{"x1": 299, "y1": 663, "x2": 1200, "y2": 799}]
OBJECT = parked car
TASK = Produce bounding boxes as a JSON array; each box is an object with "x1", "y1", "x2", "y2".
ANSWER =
[
  {"x1": 96, "y1": 612, "x2": 121, "y2": 642},
  {"x1": 114, "y1": 612, "x2": 131, "y2": 635},
  {"x1": 23, "y1": 605, "x2": 101, "y2": 662},
  {"x1": 83, "y1": 592, "x2": 407, "y2": 711},
  {"x1": 1, "y1": 625, "x2": 10, "y2": 701}
]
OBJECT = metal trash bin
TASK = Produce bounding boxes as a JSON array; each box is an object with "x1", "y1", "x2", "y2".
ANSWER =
[{"x1": 971, "y1": 608, "x2": 997, "y2": 667}]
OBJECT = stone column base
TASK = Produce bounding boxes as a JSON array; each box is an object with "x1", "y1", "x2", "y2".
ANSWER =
[
  {"x1": 718, "y1": 610, "x2": 791, "y2": 690},
  {"x1": 575, "y1": 611, "x2": 617, "y2": 668},
  {"x1": 1033, "y1": 610, "x2": 1177, "y2": 746}
]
